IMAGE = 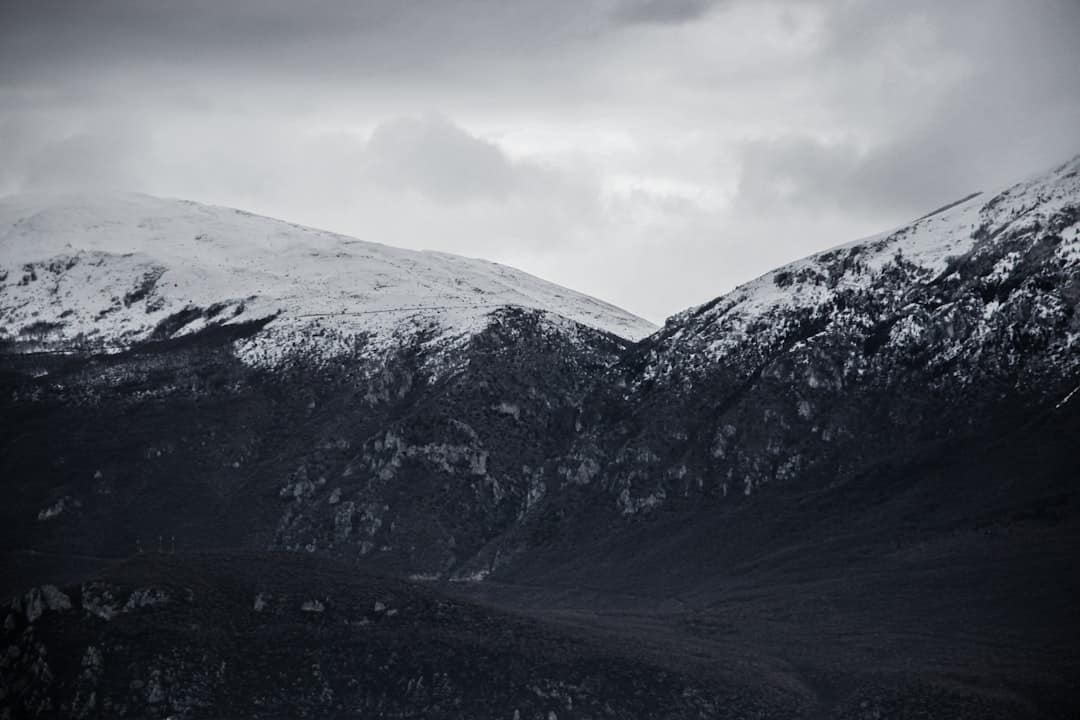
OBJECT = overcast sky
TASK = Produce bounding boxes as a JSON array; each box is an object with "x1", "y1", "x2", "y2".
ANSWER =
[{"x1": 2, "y1": 0, "x2": 1078, "y2": 323}]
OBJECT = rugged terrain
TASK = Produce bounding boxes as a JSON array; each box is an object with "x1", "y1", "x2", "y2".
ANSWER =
[{"x1": 2, "y1": 157, "x2": 1079, "y2": 718}]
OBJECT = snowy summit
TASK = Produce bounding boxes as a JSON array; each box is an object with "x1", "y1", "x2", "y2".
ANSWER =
[{"x1": 0, "y1": 193, "x2": 657, "y2": 362}]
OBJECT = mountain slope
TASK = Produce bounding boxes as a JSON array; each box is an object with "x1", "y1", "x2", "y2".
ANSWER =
[
  {"x1": 573, "y1": 156, "x2": 1080, "y2": 517},
  {"x1": 0, "y1": 193, "x2": 660, "y2": 585},
  {"x1": 643, "y1": 155, "x2": 1080, "y2": 389},
  {"x1": 0, "y1": 192, "x2": 655, "y2": 363}
]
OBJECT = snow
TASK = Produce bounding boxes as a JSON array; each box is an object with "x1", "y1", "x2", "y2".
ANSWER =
[
  {"x1": 988, "y1": 251, "x2": 1022, "y2": 282},
  {"x1": 660, "y1": 154, "x2": 1080, "y2": 366},
  {"x1": 0, "y1": 193, "x2": 656, "y2": 361}
]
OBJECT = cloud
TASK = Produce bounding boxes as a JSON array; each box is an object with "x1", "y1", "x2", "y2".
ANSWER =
[
  {"x1": 24, "y1": 131, "x2": 148, "y2": 192},
  {"x1": 611, "y1": 0, "x2": 715, "y2": 26},
  {"x1": 1, "y1": 0, "x2": 1078, "y2": 323},
  {"x1": 732, "y1": 0, "x2": 1080, "y2": 222},
  {"x1": 363, "y1": 115, "x2": 518, "y2": 203},
  {"x1": 0, "y1": 114, "x2": 154, "y2": 195},
  {"x1": 343, "y1": 115, "x2": 605, "y2": 253},
  {"x1": 733, "y1": 131, "x2": 987, "y2": 222}
]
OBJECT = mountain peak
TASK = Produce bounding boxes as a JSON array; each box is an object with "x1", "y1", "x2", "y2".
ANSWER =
[
  {"x1": 648, "y1": 154, "x2": 1080, "y2": 380},
  {"x1": 0, "y1": 192, "x2": 657, "y2": 359}
]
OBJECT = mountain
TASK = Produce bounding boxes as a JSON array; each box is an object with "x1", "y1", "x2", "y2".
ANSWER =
[
  {"x1": 3, "y1": 157, "x2": 1079, "y2": 719},
  {"x1": 0, "y1": 193, "x2": 656, "y2": 580},
  {"x1": 0, "y1": 192, "x2": 655, "y2": 360},
  {"x1": 577, "y1": 153, "x2": 1080, "y2": 515}
]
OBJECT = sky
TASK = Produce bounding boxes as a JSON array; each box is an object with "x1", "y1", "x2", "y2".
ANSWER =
[{"x1": 1, "y1": 0, "x2": 1078, "y2": 324}]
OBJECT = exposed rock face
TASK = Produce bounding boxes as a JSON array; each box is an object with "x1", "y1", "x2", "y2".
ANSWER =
[
  {"x1": 80, "y1": 584, "x2": 120, "y2": 622},
  {"x1": 40, "y1": 587, "x2": 71, "y2": 614},
  {"x1": 300, "y1": 598, "x2": 325, "y2": 613},
  {"x1": 123, "y1": 588, "x2": 170, "y2": 612}
]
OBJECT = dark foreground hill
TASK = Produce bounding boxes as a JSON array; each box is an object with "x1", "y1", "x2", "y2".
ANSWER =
[{"x1": 5, "y1": 552, "x2": 774, "y2": 720}]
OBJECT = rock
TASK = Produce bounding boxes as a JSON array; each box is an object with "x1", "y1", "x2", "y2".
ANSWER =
[
  {"x1": 41, "y1": 585, "x2": 72, "y2": 612},
  {"x1": 495, "y1": 401, "x2": 520, "y2": 419},
  {"x1": 470, "y1": 451, "x2": 489, "y2": 476},
  {"x1": 146, "y1": 670, "x2": 164, "y2": 703},
  {"x1": 301, "y1": 600, "x2": 325, "y2": 613},
  {"x1": 23, "y1": 588, "x2": 45, "y2": 623},
  {"x1": 124, "y1": 588, "x2": 170, "y2": 611},
  {"x1": 82, "y1": 646, "x2": 103, "y2": 673},
  {"x1": 36, "y1": 497, "x2": 67, "y2": 521},
  {"x1": 333, "y1": 501, "x2": 355, "y2": 542},
  {"x1": 81, "y1": 583, "x2": 120, "y2": 621}
]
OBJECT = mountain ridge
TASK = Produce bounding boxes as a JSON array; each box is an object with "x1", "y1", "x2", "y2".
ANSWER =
[
  {"x1": 0, "y1": 191, "x2": 657, "y2": 365},
  {"x1": 2, "y1": 156, "x2": 1079, "y2": 719},
  {"x1": 2, "y1": 156, "x2": 1078, "y2": 572}
]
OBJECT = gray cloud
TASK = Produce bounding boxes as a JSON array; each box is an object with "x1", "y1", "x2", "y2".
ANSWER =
[
  {"x1": 611, "y1": 0, "x2": 715, "y2": 26},
  {"x1": 25, "y1": 129, "x2": 151, "y2": 193},
  {"x1": 0, "y1": 113, "x2": 155, "y2": 195},
  {"x1": 1, "y1": 0, "x2": 1078, "y2": 323},
  {"x1": 733, "y1": 0, "x2": 1080, "y2": 223},
  {"x1": 364, "y1": 115, "x2": 518, "y2": 203}
]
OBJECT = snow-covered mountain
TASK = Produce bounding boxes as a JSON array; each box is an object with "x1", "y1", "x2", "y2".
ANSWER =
[
  {"x1": 3, "y1": 157, "x2": 1079, "y2": 558},
  {"x1": 591, "y1": 155, "x2": 1080, "y2": 514},
  {"x1": 0, "y1": 192, "x2": 655, "y2": 363},
  {"x1": 3, "y1": 158, "x2": 1080, "y2": 720},
  {"x1": 641, "y1": 155, "x2": 1080, "y2": 386}
]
